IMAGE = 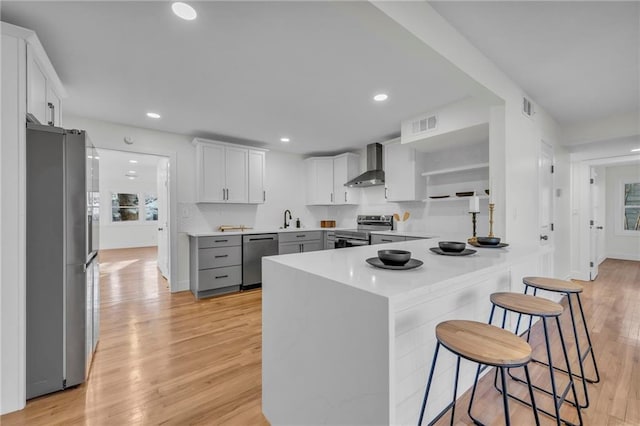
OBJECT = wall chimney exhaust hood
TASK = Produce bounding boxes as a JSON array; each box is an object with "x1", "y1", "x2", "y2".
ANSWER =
[{"x1": 345, "y1": 143, "x2": 384, "y2": 187}]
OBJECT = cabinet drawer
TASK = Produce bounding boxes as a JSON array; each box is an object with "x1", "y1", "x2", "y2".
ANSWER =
[
  {"x1": 198, "y1": 266, "x2": 242, "y2": 291},
  {"x1": 371, "y1": 234, "x2": 406, "y2": 245},
  {"x1": 198, "y1": 235, "x2": 241, "y2": 249},
  {"x1": 279, "y1": 231, "x2": 322, "y2": 243},
  {"x1": 198, "y1": 246, "x2": 241, "y2": 269}
]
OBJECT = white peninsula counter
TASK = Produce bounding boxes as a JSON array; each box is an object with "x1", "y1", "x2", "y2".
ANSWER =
[{"x1": 262, "y1": 238, "x2": 552, "y2": 425}]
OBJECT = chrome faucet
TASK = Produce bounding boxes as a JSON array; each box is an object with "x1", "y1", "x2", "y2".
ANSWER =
[{"x1": 283, "y1": 210, "x2": 292, "y2": 228}]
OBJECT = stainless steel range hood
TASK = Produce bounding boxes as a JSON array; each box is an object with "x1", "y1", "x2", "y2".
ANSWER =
[{"x1": 344, "y1": 143, "x2": 385, "y2": 187}]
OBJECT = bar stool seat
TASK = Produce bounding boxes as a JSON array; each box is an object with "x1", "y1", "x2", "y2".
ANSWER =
[
  {"x1": 523, "y1": 277, "x2": 584, "y2": 293},
  {"x1": 489, "y1": 292, "x2": 583, "y2": 425},
  {"x1": 436, "y1": 320, "x2": 533, "y2": 367},
  {"x1": 521, "y1": 276, "x2": 600, "y2": 410},
  {"x1": 418, "y1": 320, "x2": 539, "y2": 425}
]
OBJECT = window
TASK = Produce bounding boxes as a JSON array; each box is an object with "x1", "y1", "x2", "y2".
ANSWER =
[
  {"x1": 623, "y1": 182, "x2": 640, "y2": 231},
  {"x1": 145, "y1": 193, "x2": 158, "y2": 221},
  {"x1": 112, "y1": 193, "x2": 139, "y2": 221}
]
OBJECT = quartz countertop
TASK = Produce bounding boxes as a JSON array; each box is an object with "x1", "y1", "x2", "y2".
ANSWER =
[
  {"x1": 186, "y1": 227, "x2": 344, "y2": 237},
  {"x1": 266, "y1": 237, "x2": 541, "y2": 301},
  {"x1": 370, "y1": 230, "x2": 438, "y2": 239}
]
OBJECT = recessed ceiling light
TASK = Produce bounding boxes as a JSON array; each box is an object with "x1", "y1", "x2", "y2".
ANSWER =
[
  {"x1": 129, "y1": 159, "x2": 138, "y2": 164},
  {"x1": 280, "y1": 137, "x2": 290, "y2": 143},
  {"x1": 127, "y1": 176, "x2": 136, "y2": 180},
  {"x1": 146, "y1": 112, "x2": 161, "y2": 119},
  {"x1": 128, "y1": 170, "x2": 137, "y2": 174},
  {"x1": 171, "y1": 2, "x2": 197, "y2": 20},
  {"x1": 632, "y1": 148, "x2": 640, "y2": 152},
  {"x1": 94, "y1": 156, "x2": 100, "y2": 160},
  {"x1": 373, "y1": 93, "x2": 388, "y2": 102},
  {"x1": 87, "y1": 155, "x2": 93, "y2": 159}
]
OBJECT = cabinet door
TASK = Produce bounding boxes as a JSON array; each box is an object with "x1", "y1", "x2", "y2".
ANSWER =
[
  {"x1": 315, "y1": 158, "x2": 334, "y2": 204},
  {"x1": 385, "y1": 143, "x2": 421, "y2": 202},
  {"x1": 46, "y1": 86, "x2": 61, "y2": 127},
  {"x1": 333, "y1": 154, "x2": 360, "y2": 205},
  {"x1": 279, "y1": 242, "x2": 301, "y2": 255},
  {"x1": 199, "y1": 144, "x2": 226, "y2": 202},
  {"x1": 301, "y1": 240, "x2": 323, "y2": 253},
  {"x1": 248, "y1": 150, "x2": 266, "y2": 204},
  {"x1": 371, "y1": 234, "x2": 406, "y2": 245},
  {"x1": 225, "y1": 146, "x2": 248, "y2": 203},
  {"x1": 26, "y1": 44, "x2": 48, "y2": 125}
]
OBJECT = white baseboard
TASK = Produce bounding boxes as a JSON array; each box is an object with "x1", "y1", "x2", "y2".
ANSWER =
[
  {"x1": 570, "y1": 270, "x2": 590, "y2": 281},
  {"x1": 174, "y1": 280, "x2": 190, "y2": 293},
  {"x1": 605, "y1": 253, "x2": 640, "y2": 261}
]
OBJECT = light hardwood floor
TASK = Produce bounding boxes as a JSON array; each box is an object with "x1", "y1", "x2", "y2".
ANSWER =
[{"x1": 1, "y1": 250, "x2": 638, "y2": 425}]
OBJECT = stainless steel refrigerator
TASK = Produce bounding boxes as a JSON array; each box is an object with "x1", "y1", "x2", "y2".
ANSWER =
[{"x1": 26, "y1": 122, "x2": 100, "y2": 399}]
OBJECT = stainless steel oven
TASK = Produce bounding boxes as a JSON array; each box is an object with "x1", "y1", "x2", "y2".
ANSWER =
[{"x1": 334, "y1": 215, "x2": 393, "y2": 249}]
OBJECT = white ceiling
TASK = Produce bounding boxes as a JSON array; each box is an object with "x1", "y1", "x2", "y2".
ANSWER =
[
  {"x1": 96, "y1": 148, "x2": 160, "y2": 183},
  {"x1": 1, "y1": 1, "x2": 494, "y2": 155},
  {"x1": 430, "y1": 1, "x2": 639, "y2": 125}
]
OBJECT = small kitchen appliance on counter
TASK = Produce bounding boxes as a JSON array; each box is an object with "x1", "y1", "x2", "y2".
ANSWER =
[{"x1": 334, "y1": 215, "x2": 393, "y2": 248}]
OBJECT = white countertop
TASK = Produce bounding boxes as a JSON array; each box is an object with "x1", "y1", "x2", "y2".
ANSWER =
[
  {"x1": 186, "y1": 227, "x2": 344, "y2": 237},
  {"x1": 370, "y1": 230, "x2": 438, "y2": 239},
  {"x1": 266, "y1": 237, "x2": 543, "y2": 301}
]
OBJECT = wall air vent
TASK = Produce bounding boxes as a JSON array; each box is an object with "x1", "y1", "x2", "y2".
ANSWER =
[
  {"x1": 410, "y1": 115, "x2": 437, "y2": 135},
  {"x1": 522, "y1": 97, "x2": 534, "y2": 117}
]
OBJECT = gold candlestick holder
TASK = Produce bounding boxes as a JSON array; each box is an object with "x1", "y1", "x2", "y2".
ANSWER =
[
  {"x1": 488, "y1": 203, "x2": 495, "y2": 237},
  {"x1": 468, "y1": 212, "x2": 478, "y2": 244}
]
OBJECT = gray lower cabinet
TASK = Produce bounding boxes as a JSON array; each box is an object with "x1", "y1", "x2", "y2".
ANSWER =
[
  {"x1": 324, "y1": 231, "x2": 335, "y2": 250},
  {"x1": 278, "y1": 231, "x2": 323, "y2": 254},
  {"x1": 190, "y1": 235, "x2": 242, "y2": 299}
]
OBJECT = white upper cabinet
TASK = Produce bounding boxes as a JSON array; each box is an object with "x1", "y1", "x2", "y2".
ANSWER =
[
  {"x1": 333, "y1": 153, "x2": 360, "y2": 205},
  {"x1": 384, "y1": 141, "x2": 426, "y2": 202},
  {"x1": 305, "y1": 153, "x2": 360, "y2": 206},
  {"x1": 248, "y1": 150, "x2": 266, "y2": 204},
  {"x1": 305, "y1": 157, "x2": 334, "y2": 205},
  {"x1": 25, "y1": 40, "x2": 65, "y2": 127},
  {"x1": 194, "y1": 138, "x2": 266, "y2": 204}
]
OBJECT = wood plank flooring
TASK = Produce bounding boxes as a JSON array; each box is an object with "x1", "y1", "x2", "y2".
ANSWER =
[{"x1": 1, "y1": 250, "x2": 638, "y2": 425}]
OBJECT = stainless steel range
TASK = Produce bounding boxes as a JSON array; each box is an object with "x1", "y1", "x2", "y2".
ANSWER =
[{"x1": 334, "y1": 215, "x2": 393, "y2": 248}]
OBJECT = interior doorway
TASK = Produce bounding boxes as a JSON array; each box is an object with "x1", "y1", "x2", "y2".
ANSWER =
[{"x1": 95, "y1": 148, "x2": 172, "y2": 287}]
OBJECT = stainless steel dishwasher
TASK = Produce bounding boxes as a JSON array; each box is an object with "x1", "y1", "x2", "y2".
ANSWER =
[{"x1": 242, "y1": 233, "x2": 279, "y2": 289}]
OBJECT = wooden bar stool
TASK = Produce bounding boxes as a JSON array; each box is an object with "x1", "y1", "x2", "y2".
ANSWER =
[
  {"x1": 418, "y1": 320, "x2": 539, "y2": 426},
  {"x1": 489, "y1": 292, "x2": 583, "y2": 426},
  {"x1": 518, "y1": 277, "x2": 600, "y2": 409}
]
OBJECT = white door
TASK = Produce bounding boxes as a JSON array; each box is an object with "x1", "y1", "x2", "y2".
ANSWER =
[
  {"x1": 539, "y1": 142, "x2": 554, "y2": 247},
  {"x1": 333, "y1": 156, "x2": 347, "y2": 205},
  {"x1": 200, "y1": 144, "x2": 226, "y2": 202},
  {"x1": 225, "y1": 147, "x2": 248, "y2": 203},
  {"x1": 589, "y1": 168, "x2": 600, "y2": 280},
  {"x1": 248, "y1": 150, "x2": 265, "y2": 204},
  {"x1": 315, "y1": 158, "x2": 334, "y2": 204},
  {"x1": 26, "y1": 44, "x2": 48, "y2": 124},
  {"x1": 157, "y1": 157, "x2": 170, "y2": 279}
]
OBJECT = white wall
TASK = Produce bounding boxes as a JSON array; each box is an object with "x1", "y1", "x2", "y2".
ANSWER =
[
  {"x1": 98, "y1": 156, "x2": 159, "y2": 249},
  {"x1": 372, "y1": 1, "x2": 565, "y2": 278},
  {"x1": 605, "y1": 164, "x2": 640, "y2": 260}
]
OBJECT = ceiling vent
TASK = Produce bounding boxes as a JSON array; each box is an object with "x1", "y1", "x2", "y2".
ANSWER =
[
  {"x1": 522, "y1": 97, "x2": 534, "y2": 117},
  {"x1": 410, "y1": 114, "x2": 437, "y2": 136}
]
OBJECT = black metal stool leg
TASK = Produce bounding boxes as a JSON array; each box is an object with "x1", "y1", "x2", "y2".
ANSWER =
[
  {"x1": 556, "y1": 317, "x2": 584, "y2": 425},
  {"x1": 499, "y1": 367, "x2": 511, "y2": 426},
  {"x1": 467, "y1": 364, "x2": 483, "y2": 425},
  {"x1": 449, "y1": 356, "x2": 461, "y2": 426},
  {"x1": 523, "y1": 365, "x2": 540, "y2": 426},
  {"x1": 541, "y1": 318, "x2": 562, "y2": 425},
  {"x1": 576, "y1": 293, "x2": 601, "y2": 383},
  {"x1": 418, "y1": 343, "x2": 440, "y2": 426}
]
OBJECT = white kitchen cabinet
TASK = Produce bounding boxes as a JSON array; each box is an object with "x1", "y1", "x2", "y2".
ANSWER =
[
  {"x1": 333, "y1": 153, "x2": 360, "y2": 205},
  {"x1": 384, "y1": 141, "x2": 426, "y2": 202},
  {"x1": 305, "y1": 153, "x2": 360, "y2": 206},
  {"x1": 194, "y1": 138, "x2": 267, "y2": 204},
  {"x1": 248, "y1": 150, "x2": 266, "y2": 204},
  {"x1": 305, "y1": 157, "x2": 334, "y2": 205},
  {"x1": 26, "y1": 42, "x2": 64, "y2": 127}
]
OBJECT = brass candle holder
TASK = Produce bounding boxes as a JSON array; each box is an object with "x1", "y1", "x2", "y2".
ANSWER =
[
  {"x1": 468, "y1": 212, "x2": 478, "y2": 244},
  {"x1": 488, "y1": 203, "x2": 495, "y2": 237}
]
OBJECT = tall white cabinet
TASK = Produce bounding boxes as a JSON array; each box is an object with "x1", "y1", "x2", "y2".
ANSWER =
[
  {"x1": 193, "y1": 138, "x2": 267, "y2": 204},
  {"x1": 305, "y1": 153, "x2": 360, "y2": 206},
  {"x1": 25, "y1": 36, "x2": 65, "y2": 127}
]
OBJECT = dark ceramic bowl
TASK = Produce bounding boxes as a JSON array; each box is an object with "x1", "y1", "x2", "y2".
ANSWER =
[
  {"x1": 378, "y1": 249, "x2": 411, "y2": 266},
  {"x1": 438, "y1": 241, "x2": 466, "y2": 253},
  {"x1": 477, "y1": 236, "x2": 501, "y2": 246}
]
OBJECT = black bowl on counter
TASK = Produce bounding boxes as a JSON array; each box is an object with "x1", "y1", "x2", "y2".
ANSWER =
[
  {"x1": 438, "y1": 241, "x2": 466, "y2": 253},
  {"x1": 378, "y1": 249, "x2": 411, "y2": 266},
  {"x1": 477, "y1": 236, "x2": 501, "y2": 246}
]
